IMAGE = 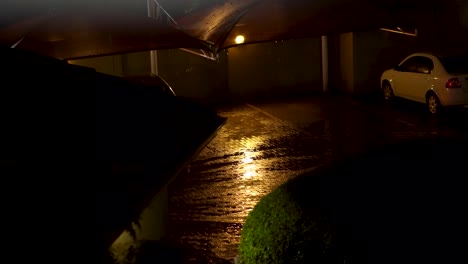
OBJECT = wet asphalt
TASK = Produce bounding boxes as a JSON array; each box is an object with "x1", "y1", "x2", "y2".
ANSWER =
[{"x1": 159, "y1": 94, "x2": 468, "y2": 264}]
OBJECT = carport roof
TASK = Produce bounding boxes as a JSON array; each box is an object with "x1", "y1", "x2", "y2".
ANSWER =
[
  {"x1": 0, "y1": 9, "x2": 211, "y2": 60},
  {"x1": 0, "y1": 0, "x2": 436, "y2": 59},
  {"x1": 158, "y1": 0, "x2": 432, "y2": 50}
]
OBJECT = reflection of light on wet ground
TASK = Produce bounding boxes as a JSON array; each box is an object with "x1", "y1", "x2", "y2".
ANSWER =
[
  {"x1": 240, "y1": 150, "x2": 258, "y2": 179},
  {"x1": 241, "y1": 157, "x2": 253, "y2": 164},
  {"x1": 109, "y1": 96, "x2": 468, "y2": 263},
  {"x1": 243, "y1": 170, "x2": 256, "y2": 178},
  {"x1": 168, "y1": 96, "x2": 447, "y2": 263},
  {"x1": 166, "y1": 104, "x2": 330, "y2": 263}
]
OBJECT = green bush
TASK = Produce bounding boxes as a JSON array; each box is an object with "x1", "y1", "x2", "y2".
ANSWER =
[
  {"x1": 238, "y1": 137, "x2": 468, "y2": 264},
  {"x1": 238, "y1": 176, "x2": 339, "y2": 264}
]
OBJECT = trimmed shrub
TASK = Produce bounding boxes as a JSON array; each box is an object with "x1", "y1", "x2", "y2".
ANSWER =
[
  {"x1": 238, "y1": 173, "x2": 340, "y2": 264},
  {"x1": 238, "y1": 137, "x2": 468, "y2": 264}
]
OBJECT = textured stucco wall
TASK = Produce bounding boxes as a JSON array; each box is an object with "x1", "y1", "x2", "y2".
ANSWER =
[
  {"x1": 156, "y1": 49, "x2": 229, "y2": 104},
  {"x1": 122, "y1": 51, "x2": 151, "y2": 76},
  {"x1": 69, "y1": 51, "x2": 151, "y2": 77},
  {"x1": 227, "y1": 38, "x2": 322, "y2": 99},
  {"x1": 69, "y1": 55, "x2": 124, "y2": 76},
  {"x1": 353, "y1": 31, "x2": 417, "y2": 94},
  {"x1": 338, "y1": 33, "x2": 354, "y2": 95}
]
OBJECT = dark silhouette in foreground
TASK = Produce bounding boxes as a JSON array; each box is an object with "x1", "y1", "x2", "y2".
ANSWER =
[
  {"x1": 239, "y1": 136, "x2": 468, "y2": 264},
  {"x1": 1, "y1": 45, "x2": 225, "y2": 264}
]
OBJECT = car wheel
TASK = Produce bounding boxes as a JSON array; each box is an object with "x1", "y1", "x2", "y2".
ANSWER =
[
  {"x1": 426, "y1": 92, "x2": 441, "y2": 114},
  {"x1": 382, "y1": 81, "x2": 394, "y2": 102}
]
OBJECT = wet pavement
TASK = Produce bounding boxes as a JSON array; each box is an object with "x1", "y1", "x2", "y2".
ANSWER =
[{"x1": 162, "y1": 95, "x2": 468, "y2": 263}]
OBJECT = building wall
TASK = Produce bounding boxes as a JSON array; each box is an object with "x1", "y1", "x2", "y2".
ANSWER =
[
  {"x1": 69, "y1": 51, "x2": 151, "y2": 77},
  {"x1": 69, "y1": 55, "x2": 124, "y2": 76},
  {"x1": 122, "y1": 51, "x2": 152, "y2": 76},
  {"x1": 404, "y1": 0, "x2": 468, "y2": 55},
  {"x1": 353, "y1": 31, "x2": 417, "y2": 95},
  {"x1": 460, "y1": 0, "x2": 468, "y2": 29},
  {"x1": 156, "y1": 49, "x2": 229, "y2": 104},
  {"x1": 157, "y1": 37, "x2": 324, "y2": 103},
  {"x1": 338, "y1": 30, "x2": 421, "y2": 95},
  {"x1": 227, "y1": 38, "x2": 322, "y2": 99},
  {"x1": 350, "y1": 0, "x2": 468, "y2": 95},
  {"x1": 69, "y1": 38, "x2": 325, "y2": 102},
  {"x1": 338, "y1": 33, "x2": 354, "y2": 94},
  {"x1": 334, "y1": 30, "x2": 420, "y2": 96},
  {"x1": 327, "y1": 35, "x2": 342, "y2": 93},
  {"x1": 70, "y1": 0, "x2": 468, "y2": 100},
  {"x1": 69, "y1": 49, "x2": 229, "y2": 104},
  {"x1": 21, "y1": 1, "x2": 468, "y2": 100}
]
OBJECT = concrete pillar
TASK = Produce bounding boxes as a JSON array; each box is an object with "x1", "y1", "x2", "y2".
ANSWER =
[
  {"x1": 147, "y1": 0, "x2": 159, "y2": 76},
  {"x1": 321, "y1": 36, "x2": 329, "y2": 93}
]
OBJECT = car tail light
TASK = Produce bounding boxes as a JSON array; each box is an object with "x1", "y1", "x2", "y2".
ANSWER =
[{"x1": 446, "y1": 78, "x2": 462, "y2": 88}]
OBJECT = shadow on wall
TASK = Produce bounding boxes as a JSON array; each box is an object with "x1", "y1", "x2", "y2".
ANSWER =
[
  {"x1": 227, "y1": 38, "x2": 323, "y2": 100},
  {"x1": 157, "y1": 49, "x2": 230, "y2": 105},
  {"x1": 351, "y1": 30, "x2": 417, "y2": 96},
  {"x1": 425, "y1": 0, "x2": 468, "y2": 56},
  {"x1": 367, "y1": 33, "x2": 418, "y2": 94}
]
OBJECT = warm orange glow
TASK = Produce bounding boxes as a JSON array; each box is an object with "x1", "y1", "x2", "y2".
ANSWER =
[
  {"x1": 242, "y1": 157, "x2": 253, "y2": 164},
  {"x1": 243, "y1": 171, "x2": 255, "y2": 178},
  {"x1": 240, "y1": 150, "x2": 257, "y2": 179},
  {"x1": 235, "y1": 35, "x2": 245, "y2": 44}
]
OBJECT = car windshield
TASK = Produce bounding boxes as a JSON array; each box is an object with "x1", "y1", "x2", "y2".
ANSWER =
[{"x1": 439, "y1": 56, "x2": 468, "y2": 74}]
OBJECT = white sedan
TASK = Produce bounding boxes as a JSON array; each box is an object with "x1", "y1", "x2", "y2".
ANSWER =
[{"x1": 380, "y1": 52, "x2": 468, "y2": 114}]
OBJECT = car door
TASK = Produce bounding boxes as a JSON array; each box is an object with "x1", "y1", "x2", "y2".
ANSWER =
[
  {"x1": 392, "y1": 56, "x2": 433, "y2": 102},
  {"x1": 406, "y1": 56, "x2": 434, "y2": 103}
]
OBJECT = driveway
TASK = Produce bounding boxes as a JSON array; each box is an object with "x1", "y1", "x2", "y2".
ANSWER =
[{"x1": 141, "y1": 94, "x2": 467, "y2": 263}]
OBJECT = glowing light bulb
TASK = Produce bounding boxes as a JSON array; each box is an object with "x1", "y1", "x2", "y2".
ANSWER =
[{"x1": 235, "y1": 35, "x2": 245, "y2": 44}]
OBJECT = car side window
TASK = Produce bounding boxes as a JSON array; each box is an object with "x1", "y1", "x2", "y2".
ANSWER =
[
  {"x1": 399, "y1": 57, "x2": 419, "y2": 72},
  {"x1": 399, "y1": 56, "x2": 434, "y2": 74},
  {"x1": 414, "y1": 56, "x2": 434, "y2": 74}
]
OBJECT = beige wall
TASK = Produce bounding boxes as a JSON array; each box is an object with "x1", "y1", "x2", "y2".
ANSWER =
[
  {"x1": 69, "y1": 49, "x2": 229, "y2": 104},
  {"x1": 156, "y1": 49, "x2": 229, "y2": 104},
  {"x1": 336, "y1": 30, "x2": 419, "y2": 95},
  {"x1": 72, "y1": 8, "x2": 468, "y2": 101},
  {"x1": 122, "y1": 51, "x2": 151, "y2": 76},
  {"x1": 338, "y1": 33, "x2": 354, "y2": 94},
  {"x1": 69, "y1": 55, "x2": 124, "y2": 76},
  {"x1": 69, "y1": 51, "x2": 151, "y2": 77},
  {"x1": 460, "y1": 0, "x2": 468, "y2": 29},
  {"x1": 227, "y1": 38, "x2": 322, "y2": 99},
  {"x1": 157, "y1": 39, "x2": 323, "y2": 103},
  {"x1": 353, "y1": 31, "x2": 418, "y2": 94},
  {"x1": 69, "y1": 38, "x2": 325, "y2": 102},
  {"x1": 67, "y1": 27, "x2": 445, "y2": 100}
]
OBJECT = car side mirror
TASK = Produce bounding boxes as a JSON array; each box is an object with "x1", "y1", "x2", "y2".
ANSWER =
[{"x1": 394, "y1": 65, "x2": 403, "y2": 71}]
